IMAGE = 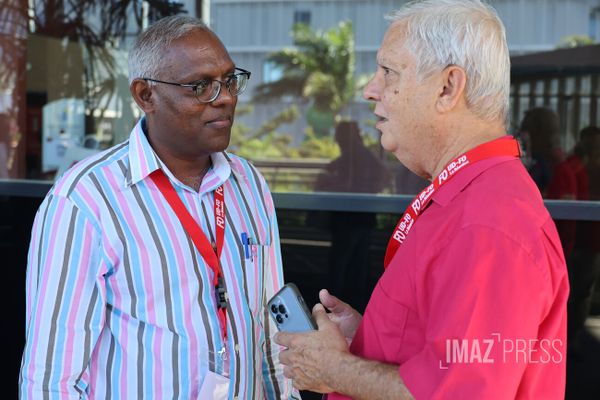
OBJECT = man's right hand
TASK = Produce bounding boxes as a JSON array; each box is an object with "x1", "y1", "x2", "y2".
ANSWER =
[{"x1": 319, "y1": 289, "x2": 362, "y2": 342}]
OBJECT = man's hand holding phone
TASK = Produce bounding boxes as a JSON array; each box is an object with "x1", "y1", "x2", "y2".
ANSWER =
[
  {"x1": 268, "y1": 283, "x2": 317, "y2": 333},
  {"x1": 270, "y1": 286, "x2": 364, "y2": 393},
  {"x1": 318, "y1": 289, "x2": 362, "y2": 343},
  {"x1": 274, "y1": 301, "x2": 348, "y2": 393}
]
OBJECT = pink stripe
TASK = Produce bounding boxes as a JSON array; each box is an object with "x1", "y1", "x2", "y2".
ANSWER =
[
  {"x1": 103, "y1": 241, "x2": 120, "y2": 272},
  {"x1": 153, "y1": 329, "x2": 163, "y2": 395},
  {"x1": 104, "y1": 172, "x2": 157, "y2": 324},
  {"x1": 201, "y1": 175, "x2": 220, "y2": 191},
  {"x1": 145, "y1": 183, "x2": 180, "y2": 394},
  {"x1": 266, "y1": 247, "x2": 280, "y2": 292},
  {"x1": 77, "y1": 184, "x2": 100, "y2": 215},
  {"x1": 25, "y1": 216, "x2": 42, "y2": 318},
  {"x1": 102, "y1": 171, "x2": 152, "y2": 396},
  {"x1": 114, "y1": 277, "x2": 128, "y2": 400},
  {"x1": 163, "y1": 189, "x2": 200, "y2": 380},
  {"x1": 102, "y1": 249, "x2": 127, "y2": 400},
  {"x1": 61, "y1": 225, "x2": 95, "y2": 387},
  {"x1": 87, "y1": 334, "x2": 103, "y2": 398},
  {"x1": 26, "y1": 198, "x2": 66, "y2": 398},
  {"x1": 252, "y1": 241, "x2": 261, "y2": 312},
  {"x1": 85, "y1": 201, "x2": 129, "y2": 400},
  {"x1": 221, "y1": 246, "x2": 249, "y2": 389},
  {"x1": 135, "y1": 124, "x2": 151, "y2": 177}
]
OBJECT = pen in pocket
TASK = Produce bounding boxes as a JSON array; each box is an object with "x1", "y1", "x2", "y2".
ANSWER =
[{"x1": 241, "y1": 232, "x2": 251, "y2": 260}]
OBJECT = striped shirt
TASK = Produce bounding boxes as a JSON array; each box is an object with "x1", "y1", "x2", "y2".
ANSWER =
[{"x1": 19, "y1": 119, "x2": 300, "y2": 399}]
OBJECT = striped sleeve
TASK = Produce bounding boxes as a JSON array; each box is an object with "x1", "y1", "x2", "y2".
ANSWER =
[
  {"x1": 258, "y1": 178, "x2": 301, "y2": 400},
  {"x1": 20, "y1": 194, "x2": 107, "y2": 399}
]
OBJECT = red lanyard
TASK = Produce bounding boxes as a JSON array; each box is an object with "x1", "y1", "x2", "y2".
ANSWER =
[
  {"x1": 384, "y1": 137, "x2": 521, "y2": 269},
  {"x1": 150, "y1": 169, "x2": 228, "y2": 340}
]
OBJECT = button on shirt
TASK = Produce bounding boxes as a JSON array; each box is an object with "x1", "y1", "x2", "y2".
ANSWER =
[
  {"x1": 20, "y1": 119, "x2": 299, "y2": 399},
  {"x1": 330, "y1": 157, "x2": 569, "y2": 400}
]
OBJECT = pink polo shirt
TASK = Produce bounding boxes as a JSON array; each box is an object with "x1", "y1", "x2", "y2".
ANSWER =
[{"x1": 330, "y1": 157, "x2": 569, "y2": 399}]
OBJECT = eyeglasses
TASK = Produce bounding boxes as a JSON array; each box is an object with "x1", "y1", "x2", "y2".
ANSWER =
[{"x1": 143, "y1": 67, "x2": 251, "y2": 103}]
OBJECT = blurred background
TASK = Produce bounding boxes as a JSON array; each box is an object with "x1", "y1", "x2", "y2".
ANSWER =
[{"x1": 1, "y1": 0, "x2": 599, "y2": 399}]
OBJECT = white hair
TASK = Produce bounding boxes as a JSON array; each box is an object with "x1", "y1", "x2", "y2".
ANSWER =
[
  {"x1": 128, "y1": 15, "x2": 209, "y2": 84},
  {"x1": 386, "y1": 0, "x2": 510, "y2": 124}
]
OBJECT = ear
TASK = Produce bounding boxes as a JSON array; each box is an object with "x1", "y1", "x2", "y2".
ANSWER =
[
  {"x1": 435, "y1": 65, "x2": 467, "y2": 114},
  {"x1": 130, "y1": 79, "x2": 156, "y2": 113}
]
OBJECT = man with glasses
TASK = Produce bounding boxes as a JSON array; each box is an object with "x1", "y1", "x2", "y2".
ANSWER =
[
  {"x1": 275, "y1": 1, "x2": 568, "y2": 399},
  {"x1": 20, "y1": 16, "x2": 298, "y2": 399}
]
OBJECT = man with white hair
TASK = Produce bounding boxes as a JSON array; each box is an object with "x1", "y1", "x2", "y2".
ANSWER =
[
  {"x1": 20, "y1": 15, "x2": 298, "y2": 399},
  {"x1": 275, "y1": 1, "x2": 569, "y2": 398}
]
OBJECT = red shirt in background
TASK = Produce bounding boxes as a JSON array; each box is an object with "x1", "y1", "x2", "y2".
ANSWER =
[{"x1": 546, "y1": 154, "x2": 588, "y2": 257}]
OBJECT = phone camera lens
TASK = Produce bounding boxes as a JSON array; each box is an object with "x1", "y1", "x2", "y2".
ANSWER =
[
  {"x1": 278, "y1": 304, "x2": 286, "y2": 314},
  {"x1": 276, "y1": 314, "x2": 284, "y2": 324},
  {"x1": 271, "y1": 304, "x2": 278, "y2": 314}
]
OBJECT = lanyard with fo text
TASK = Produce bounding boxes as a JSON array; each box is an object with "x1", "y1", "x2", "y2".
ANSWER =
[
  {"x1": 383, "y1": 136, "x2": 521, "y2": 269},
  {"x1": 150, "y1": 169, "x2": 228, "y2": 340}
]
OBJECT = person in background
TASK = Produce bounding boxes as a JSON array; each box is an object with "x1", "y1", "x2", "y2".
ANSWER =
[
  {"x1": 519, "y1": 106, "x2": 579, "y2": 258},
  {"x1": 314, "y1": 120, "x2": 389, "y2": 311},
  {"x1": 275, "y1": 1, "x2": 569, "y2": 399},
  {"x1": 523, "y1": 113, "x2": 600, "y2": 360},
  {"x1": 19, "y1": 15, "x2": 298, "y2": 399},
  {"x1": 565, "y1": 127, "x2": 600, "y2": 357},
  {"x1": 519, "y1": 107, "x2": 567, "y2": 196}
]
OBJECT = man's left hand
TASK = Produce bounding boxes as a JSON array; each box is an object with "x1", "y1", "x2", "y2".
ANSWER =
[{"x1": 274, "y1": 303, "x2": 349, "y2": 393}]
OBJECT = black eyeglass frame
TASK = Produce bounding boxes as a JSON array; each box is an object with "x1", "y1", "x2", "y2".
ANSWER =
[{"x1": 142, "y1": 67, "x2": 251, "y2": 103}]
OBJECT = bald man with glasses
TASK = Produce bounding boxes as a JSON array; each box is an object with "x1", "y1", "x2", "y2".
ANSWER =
[{"x1": 20, "y1": 16, "x2": 298, "y2": 400}]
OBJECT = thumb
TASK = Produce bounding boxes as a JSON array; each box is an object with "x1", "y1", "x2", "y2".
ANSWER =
[
  {"x1": 312, "y1": 303, "x2": 331, "y2": 329},
  {"x1": 319, "y1": 289, "x2": 348, "y2": 315}
]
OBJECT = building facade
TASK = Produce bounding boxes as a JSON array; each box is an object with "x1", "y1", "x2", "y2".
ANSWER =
[{"x1": 210, "y1": 0, "x2": 600, "y2": 143}]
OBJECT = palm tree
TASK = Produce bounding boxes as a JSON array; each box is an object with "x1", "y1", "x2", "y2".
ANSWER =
[{"x1": 253, "y1": 21, "x2": 360, "y2": 136}]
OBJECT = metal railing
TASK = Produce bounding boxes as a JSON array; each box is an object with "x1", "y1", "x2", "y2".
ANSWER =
[{"x1": 2, "y1": 179, "x2": 600, "y2": 221}]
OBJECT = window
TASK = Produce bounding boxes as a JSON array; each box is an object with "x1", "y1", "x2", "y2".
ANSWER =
[
  {"x1": 294, "y1": 10, "x2": 311, "y2": 26},
  {"x1": 263, "y1": 61, "x2": 284, "y2": 84}
]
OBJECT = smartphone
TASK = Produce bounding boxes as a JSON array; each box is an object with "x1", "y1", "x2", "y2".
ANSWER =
[{"x1": 267, "y1": 283, "x2": 317, "y2": 332}]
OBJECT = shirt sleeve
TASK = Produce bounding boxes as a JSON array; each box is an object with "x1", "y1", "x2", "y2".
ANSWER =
[
  {"x1": 258, "y1": 184, "x2": 301, "y2": 400},
  {"x1": 19, "y1": 194, "x2": 107, "y2": 399},
  {"x1": 397, "y1": 225, "x2": 560, "y2": 400}
]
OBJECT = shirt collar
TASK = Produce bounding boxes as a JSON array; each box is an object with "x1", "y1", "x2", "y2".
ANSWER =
[
  {"x1": 126, "y1": 117, "x2": 232, "y2": 192},
  {"x1": 431, "y1": 155, "x2": 517, "y2": 207}
]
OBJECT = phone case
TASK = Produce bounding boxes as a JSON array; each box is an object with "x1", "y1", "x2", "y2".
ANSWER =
[{"x1": 267, "y1": 283, "x2": 317, "y2": 332}]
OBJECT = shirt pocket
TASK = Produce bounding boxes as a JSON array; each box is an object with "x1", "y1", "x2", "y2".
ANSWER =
[
  {"x1": 227, "y1": 222, "x2": 271, "y2": 318},
  {"x1": 223, "y1": 176, "x2": 273, "y2": 317}
]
